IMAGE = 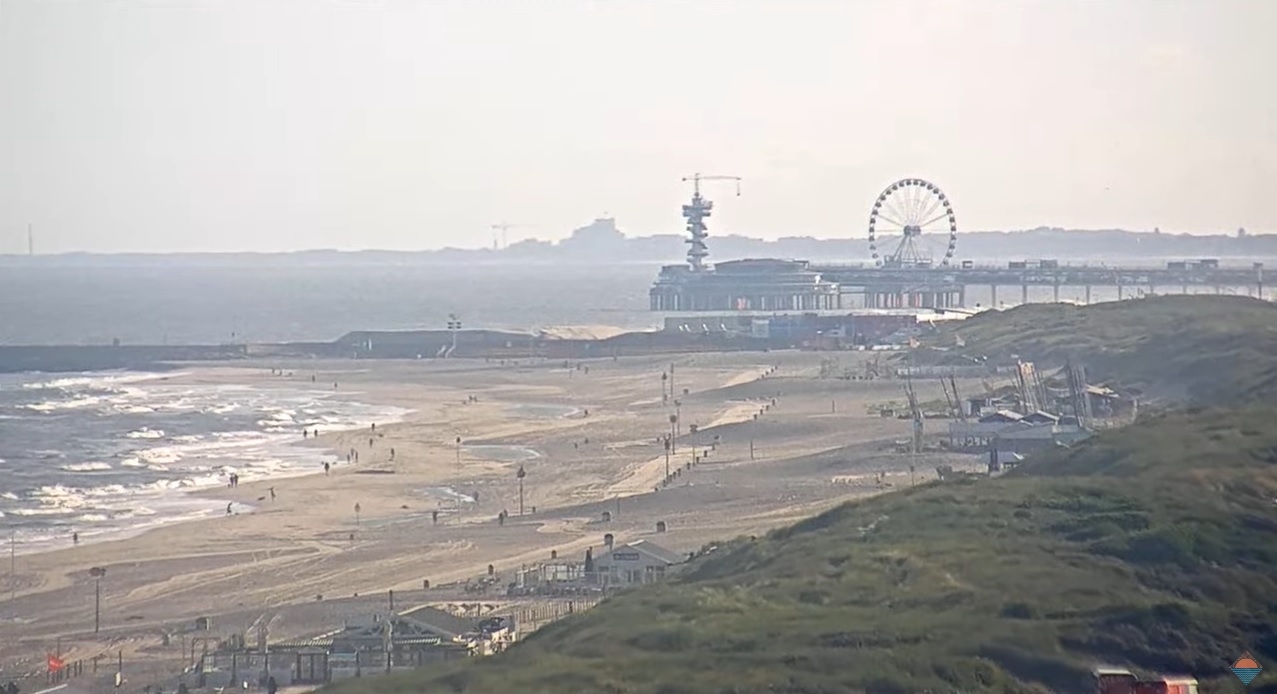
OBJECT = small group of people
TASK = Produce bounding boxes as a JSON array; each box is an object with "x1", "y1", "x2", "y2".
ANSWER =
[
  {"x1": 302, "y1": 427, "x2": 321, "y2": 439},
  {"x1": 227, "y1": 473, "x2": 241, "y2": 487}
]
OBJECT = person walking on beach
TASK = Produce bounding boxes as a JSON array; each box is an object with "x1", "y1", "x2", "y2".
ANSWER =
[
  {"x1": 226, "y1": 503, "x2": 233, "y2": 516},
  {"x1": 324, "y1": 461, "x2": 331, "y2": 475},
  {"x1": 389, "y1": 447, "x2": 395, "y2": 461},
  {"x1": 269, "y1": 487, "x2": 276, "y2": 501}
]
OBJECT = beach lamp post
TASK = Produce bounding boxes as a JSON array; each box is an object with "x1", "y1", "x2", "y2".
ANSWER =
[
  {"x1": 661, "y1": 371, "x2": 668, "y2": 402},
  {"x1": 89, "y1": 566, "x2": 106, "y2": 634},
  {"x1": 663, "y1": 435, "x2": 671, "y2": 480},
  {"x1": 668, "y1": 413, "x2": 678, "y2": 455},
  {"x1": 516, "y1": 464, "x2": 527, "y2": 516},
  {"x1": 354, "y1": 503, "x2": 361, "y2": 527},
  {"x1": 455, "y1": 436, "x2": 462, "y2": 466}
]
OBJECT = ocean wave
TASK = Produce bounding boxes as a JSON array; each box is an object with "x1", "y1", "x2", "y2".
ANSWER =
[
  {"x1": 116, "y1": 405, "x2": 156, "y2": 414},
  {"x1": 60, "y1": 462, "x2": 113, "y2": 472},
  {"x1": 24, "y1": 396, "x2": 104, "y2": 412},
  {"x1": 21, "y1": 372, "x2": 184, "y2": 393},
  {"x1": 2, "y1": 374, "x2": 414, "y2": 554}
]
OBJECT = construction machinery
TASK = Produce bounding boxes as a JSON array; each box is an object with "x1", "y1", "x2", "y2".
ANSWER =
[{"x1": 1094, "y1": 668, "x2": 1198, "y2": 694}]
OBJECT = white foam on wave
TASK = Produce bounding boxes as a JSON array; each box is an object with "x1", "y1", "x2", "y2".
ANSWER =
[
  {"x1": 4, "y1": 373, "x2": 414, "y2": 554},
  {"x1": 22, "y1": 372, "x2": 186, "y2": 392},
  {"x1": 60, "y1": 462, "x2": 113, "y2": 472},
  {"x1": 24, "y1": 396, "x2": 104, "y2": 412}
]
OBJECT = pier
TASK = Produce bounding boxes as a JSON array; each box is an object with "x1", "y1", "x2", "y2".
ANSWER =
[
  {"x1": 649, "y1": 175, "x2": 1267, "y2": 311},
  {"x1": 808, "y1": 259, "x2": 1267, "y2": 309}
]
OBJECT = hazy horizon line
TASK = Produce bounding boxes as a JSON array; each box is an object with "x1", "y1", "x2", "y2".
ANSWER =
[{"x1": 4, "y1": 225, "x2": 1267, "y2": 257}]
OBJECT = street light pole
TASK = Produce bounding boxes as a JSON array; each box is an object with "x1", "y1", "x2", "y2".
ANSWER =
[
  {"x1": 89, "y1": 566, "x2": 106, "y2": 634},
  {"x1": 668, "y1": 414, "x2": 678, "y2": 455},
  {"x1": 455, "y1": 436, "x2": 462, "y2": 466},
  {"x1": 664, "y1": 436, "x2": 671, "y2": 480},
  {"x1": 516, "y1": 465, "x2": 527, "y2": 516}
]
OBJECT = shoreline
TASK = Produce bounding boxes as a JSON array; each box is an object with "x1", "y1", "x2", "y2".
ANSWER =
[
  {"x1": 1, "y1": 366, "x2": 417, "y2": 558},
  {"x1": 2, "y1": 352, "x2": 988, "y2": 675}
]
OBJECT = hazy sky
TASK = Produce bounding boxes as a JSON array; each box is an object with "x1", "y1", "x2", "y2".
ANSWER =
[{"x1": 2, "y1": 0, "x2": 1274, "y2": 253}]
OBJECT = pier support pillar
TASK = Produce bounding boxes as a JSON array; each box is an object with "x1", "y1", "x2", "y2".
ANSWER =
[
  {"x1": 1053, "y1": 283, "x2": 1060, "y2": 303},
  {"x1": 1085, "y1": 285, "x2": 1091, "y2": 304},
  {"x1": 1021, "y1": 284, "x2": 1028, "y2": 305},
  {"x1": 991, "y1": 285, "x2": 998, "y2": 307}
]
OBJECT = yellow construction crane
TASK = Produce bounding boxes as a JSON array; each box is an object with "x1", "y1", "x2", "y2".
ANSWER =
[
  {"x1": 681, "y1": 173, "x2": 742, "y2": 197},
  {"x1": 490, "y1": 222, "x2": 531, "y2": 250}
]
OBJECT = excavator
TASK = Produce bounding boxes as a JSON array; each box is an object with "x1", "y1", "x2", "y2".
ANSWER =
[{"x1": 1094, "y1": 668, "x2": 1198, "y2": 694}]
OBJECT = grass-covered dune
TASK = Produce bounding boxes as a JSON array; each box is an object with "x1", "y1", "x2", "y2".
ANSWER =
[
  {"x1": 926, "y1": 295, "x2": 1277, "y2": 404},
  {"x1": 329, "y1": 407, "x2": 1277, "y2": 694},
  {"x1": 329, "y1": 296, "x2": 1277, "y2": 694}
]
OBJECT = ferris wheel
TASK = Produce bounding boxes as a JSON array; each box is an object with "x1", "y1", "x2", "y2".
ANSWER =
[{"x1": 868, "y1": 178, "x2": 958, "y2": 268}]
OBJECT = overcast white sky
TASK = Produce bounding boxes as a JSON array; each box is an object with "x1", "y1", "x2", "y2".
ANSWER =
[{"x1": 1, "y1": 0, "x2": 1274, "y2": 253}]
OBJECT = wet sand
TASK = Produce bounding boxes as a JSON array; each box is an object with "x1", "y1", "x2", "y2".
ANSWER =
[{"x1": 0, "y1": 351, "x2": 987, "y2": 678}]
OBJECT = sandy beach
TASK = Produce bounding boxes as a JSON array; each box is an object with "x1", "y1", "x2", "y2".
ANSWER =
[{"x1": 0, "y1": 351, "x2": 987, "y2": 680}]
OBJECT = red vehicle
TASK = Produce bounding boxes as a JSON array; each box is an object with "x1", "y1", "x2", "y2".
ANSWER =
[{"x1": 1095, "y1": 668, "x2": 1199, "y2": 694}]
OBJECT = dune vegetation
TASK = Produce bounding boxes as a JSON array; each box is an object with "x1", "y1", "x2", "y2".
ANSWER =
[{"x1": 329, "y1": 296, "x2": 1277, "y2": 694}]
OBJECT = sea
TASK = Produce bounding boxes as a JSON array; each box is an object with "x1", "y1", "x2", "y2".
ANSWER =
[
  {"x1": 0, "y1": 262, "x2": 655, "y2": 554},
  {"x1": 0, "y1": 371, "x2": 411, "y2": 553}
]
